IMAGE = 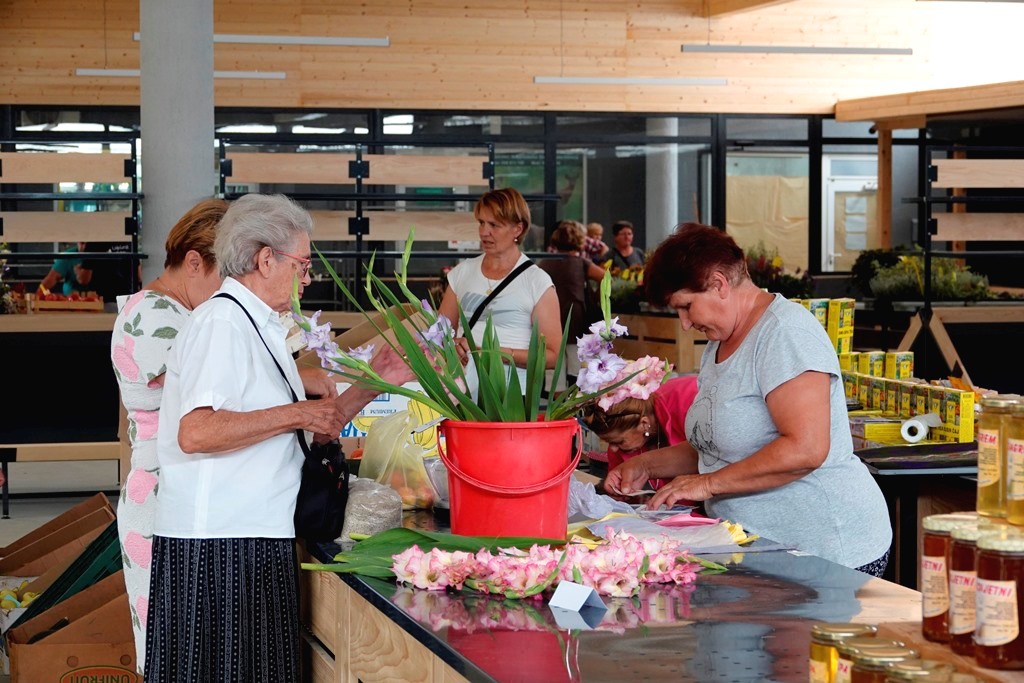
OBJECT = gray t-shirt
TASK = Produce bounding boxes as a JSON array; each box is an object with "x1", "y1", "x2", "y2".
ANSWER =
[{"x1": 685, "y1": 294, "x2": 892, "y2": 568}]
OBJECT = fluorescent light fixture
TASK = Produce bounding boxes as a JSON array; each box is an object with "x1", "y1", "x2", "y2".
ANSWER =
[
  {"x1": 76, "y1": 68, "x2": 286, "y2": 79},
  {"x1": 681, "y1": 44, "x2": 912, "y2": 55},
  {"x1": 133, "y1": 32, "x2": 389, "y2": 47},
  {"x1": 534, "y1": 76, "x2": 727, "y2": 86}
]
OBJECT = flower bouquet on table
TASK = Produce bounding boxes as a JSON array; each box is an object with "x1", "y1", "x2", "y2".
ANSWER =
[{"x1": 291, "y1": 229, "x2": 669, "y2": 538}]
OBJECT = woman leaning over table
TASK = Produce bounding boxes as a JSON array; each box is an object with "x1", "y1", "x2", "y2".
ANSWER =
[
  {"x1": 146, "y1": 194, "x2": 412, "y2": 682},
  {"x1": 439, "y1": 187, "x2": 562, "y2": 395},
  {"x1": 110, "y1": 198, "x2": 228, "y2": 674},
  {"x1": 605, "y1": 223, "x2": 892, "y2": 576}
]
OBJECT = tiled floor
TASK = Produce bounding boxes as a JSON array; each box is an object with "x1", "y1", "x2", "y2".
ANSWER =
[{"x1": 0, "y1": 461, "x2": 120, "y2": 547}]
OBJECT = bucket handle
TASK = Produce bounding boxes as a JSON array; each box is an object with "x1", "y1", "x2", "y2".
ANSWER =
[{"x1": 437, "y1": 423, "x2": 583, "y2": 496}]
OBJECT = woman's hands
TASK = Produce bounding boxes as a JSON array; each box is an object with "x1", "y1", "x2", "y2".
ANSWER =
[
  {"x1": 645, "y1": 474, "x2": 715, "y2": 510},
  {"x1": 372, "y1": 344, "x2": 417, "y2": 385},
  {"x1": 604, "y1": 456, "x2": 652, "y2": 496},
  {"x1": 299, "y1": 367, "x2": 338, "y2": 400}
]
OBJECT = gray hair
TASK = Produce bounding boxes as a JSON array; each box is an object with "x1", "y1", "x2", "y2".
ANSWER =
[{"x1": 214, "y1": 194, "x2": 314, "y2": 278}]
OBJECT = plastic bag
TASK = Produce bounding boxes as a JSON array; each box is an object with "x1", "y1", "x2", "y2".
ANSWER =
[
  {"x1": 360, "y1": 410, "x2": 437, "y2": 510},
  {"x1": 337, "y1": 476, "x2": 404, "y2": 543},
  {"x1": 567, "y1": 476, "x2": 635, "y2": 520}
]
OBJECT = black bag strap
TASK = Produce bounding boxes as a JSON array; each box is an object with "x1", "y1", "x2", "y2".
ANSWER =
[
  {"x1": 213, "y1": 292, "x2": 315, "y2": 460},
  {"x1": 467, "y1": 259, "x2": 535, "y2": 329}
]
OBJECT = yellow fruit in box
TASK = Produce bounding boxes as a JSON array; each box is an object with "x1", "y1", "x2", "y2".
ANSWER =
[
  {"x1": 20, "y1": 592, "x2": 38, "y2": 607},
  {"x1": 1, "y1": 598, "x2": 19, "y2": 609}
]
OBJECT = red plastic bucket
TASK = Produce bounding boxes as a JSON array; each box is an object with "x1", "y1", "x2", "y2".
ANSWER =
[{"x1": 437, "y1": 419, "x2": 581, "y2": 539}]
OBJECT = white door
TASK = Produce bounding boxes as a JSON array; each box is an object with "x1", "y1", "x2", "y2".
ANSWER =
[{"x1": 822, "y1": 156, "x2": 879, "y2": 272}]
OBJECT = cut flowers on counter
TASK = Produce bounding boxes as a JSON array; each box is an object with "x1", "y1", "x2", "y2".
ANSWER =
[{"x1": 291, "y1": 229, "x2": 667, "y2": 422}]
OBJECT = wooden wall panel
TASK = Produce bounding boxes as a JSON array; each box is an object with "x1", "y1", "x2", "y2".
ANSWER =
[
  {"x1": 3, "y1": 0, "x2": 1023, "y2": 114},
  {"x1": 0, "y1": 212, "x2": 132, "y2": 243},
  {"x1": 0, "y1": 153, "x2": 130, "y2": 183}
]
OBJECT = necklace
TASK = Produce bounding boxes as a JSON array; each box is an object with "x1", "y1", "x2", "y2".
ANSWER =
[{"x1": 484, "y1": 276, "x2": 499, "y2": 295}]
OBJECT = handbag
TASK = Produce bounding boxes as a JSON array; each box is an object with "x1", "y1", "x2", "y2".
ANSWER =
[{"x1": 213, "y1": 293, "x2": 349, "y2": 541}]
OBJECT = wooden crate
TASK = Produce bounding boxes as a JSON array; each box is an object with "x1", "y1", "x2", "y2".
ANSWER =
[
  {"x1": 26, "y1": 294, "x2": 104, "y2": 314},
  {"x1": 613, "y1": 313, "x2": 707, "y2": 373}
]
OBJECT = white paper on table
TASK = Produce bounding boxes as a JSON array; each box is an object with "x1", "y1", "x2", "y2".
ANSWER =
[
  {"x1": 549, "y1": 581, "x2": 607, "y2": 631},
  {"x1": 587, "y1": 515, "x2": 739, "y2": 553},
  {"x1": 551, "y1": 605, "x2": 607, "y2": 631}
]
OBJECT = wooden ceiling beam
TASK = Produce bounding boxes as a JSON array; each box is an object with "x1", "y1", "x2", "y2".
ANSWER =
[
  {"x1": 871, "y1": 115, "x2": 928, "y2": 132},
  {"x1": 835, "y1": 80, "x2": 1024, "y2": 122},
  {"x1": 702, "y1": 0, "x2": 797, "y2": 18}
]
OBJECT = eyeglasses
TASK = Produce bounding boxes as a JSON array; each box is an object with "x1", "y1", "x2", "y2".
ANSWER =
[{"x1": 272, "y1": 248, "x2": 312, "y2": 276}]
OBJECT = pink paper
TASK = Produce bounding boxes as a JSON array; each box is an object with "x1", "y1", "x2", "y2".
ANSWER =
[{"x1": 655, "y1": 512, "x2": 721, "y2": 528}]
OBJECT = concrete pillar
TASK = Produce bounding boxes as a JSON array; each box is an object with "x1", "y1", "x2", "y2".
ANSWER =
[
  {"x1": 139, "y1": 0, "x2": 215, "y2": 283},
  {"x1": 645, "y1": 119, "x2": 679, "y2": 251}
]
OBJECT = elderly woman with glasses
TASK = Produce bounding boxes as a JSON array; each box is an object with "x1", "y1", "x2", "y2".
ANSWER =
[
  {"x1": 605, "y1": 223, "x2": 892, "y2": 577},
  {"x1": 146, "y1": 194, "x2": 412, "y2": 682}
]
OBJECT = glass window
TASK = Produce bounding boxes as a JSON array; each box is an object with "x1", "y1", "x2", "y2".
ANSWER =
[
  {"x1": 727, "y1": 151, "x2": 809, "y2": 272},
  {"x1": 823, "y1": 119, "x2": 877, "y2": 138},
  {"x1": 380, "y1": 113, "x2": 545, "y2": 137},
  {"x1": 555, "y1": 114, "x2": 712, "y2": 139},
  {"x1": 727, "y1": 117, "x2": 808, "y2": 141}
]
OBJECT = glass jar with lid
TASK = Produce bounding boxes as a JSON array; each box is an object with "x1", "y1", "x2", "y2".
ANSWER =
[
  {"x1": 948, "y1": 521, "x2": 1004, "y2": 655},
  {"x1": 921, "y1": 512, "x2": 979, "y2": 642},
  {"x1": 1007, "y1": 402, "x2": 1024, "y2": 526},
  {"x1": 809, "y1": 623, "x2": 878, "y2": 683},
  {"x1": 978, "y1": 395, "x2": 1019, "y2": 518},
  {"x1": 834, "y1": 637, "x2": 904, "y2": 683},
  {"x1": 975, "y1": 529, "x2": 1024, "y2": 669},
  {"x1": 850, "y1": 646, "x2": 918, "y2": 683},
  {"x1": 884, "y1": 659, "x2": 956, "y2": 682}
]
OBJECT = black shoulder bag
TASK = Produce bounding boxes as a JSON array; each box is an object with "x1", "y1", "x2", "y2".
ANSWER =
[
  {"x1": 214, "y1": 293, "x2": 349, "y2": 542},
  {"x1": 467, "y1": 259, "x2": 535, "y2": 329}
]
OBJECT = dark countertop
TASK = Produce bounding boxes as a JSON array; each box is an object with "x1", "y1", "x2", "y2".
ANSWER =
[{"x1": 307, "y1": 511, "x2": 921, "y2": 683}]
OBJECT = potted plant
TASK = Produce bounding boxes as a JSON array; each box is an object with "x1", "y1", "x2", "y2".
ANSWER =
[{"x1": 291, "y1": 230, "x2": 663, "y2": 539}]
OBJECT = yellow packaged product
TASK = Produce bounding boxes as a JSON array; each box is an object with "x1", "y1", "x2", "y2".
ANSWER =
[
  {"x1": 884, "y1": 351, "x2": 914, "y2": 380},
  {"x1": 858, "y1": 350, "x2": 885, "y2": 377}
]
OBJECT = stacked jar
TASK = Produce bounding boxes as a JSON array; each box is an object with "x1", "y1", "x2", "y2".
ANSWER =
[
  {"x1": 975, "y1": 528, "x2": 1024, "y2": 670},
  {"x1": 883, "y1": 659, "x2": 955, "y2": 682},
  {"x1": 1008, "y1": 402, "x2": 1024, "y2": 526},
  {"x1": 977, "y1": 395, "x2": 1019, "y2": 519},
  {"x1": 920, "y1": 512, "x2": 979, "y2": 642},
  {"x1": 849, "y1": 646, "x2": 918, "y2": 683},
  {"x1": 809, "y1": 622, "x2": 878, "y2": 683},
  {"x1": 948, "y1": 521, "x2": 1003, "y2": 655},
  {"x1": 834, "y1": 637, "x2": 905, "y2": 683}
]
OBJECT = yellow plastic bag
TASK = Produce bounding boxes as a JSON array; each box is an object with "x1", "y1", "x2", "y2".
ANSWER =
[{"x1": 359, "y1": 410, "x2": 436, "y2": 510}]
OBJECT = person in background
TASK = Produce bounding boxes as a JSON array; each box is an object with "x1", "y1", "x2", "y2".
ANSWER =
[
  {"x1": 584, "y1": 222, "x2": 610, "y2": 263},
  {"x1": 610, "y1": 220, "x2": 645, "y2": 270},
  {"x1": 146, "y1": 194, "x2": 413, "y2": 682},
  {"x1": 80, "y1": 241, "x2": 139, "y2": 311},
  {"x1": 605, "y1": 223, "x2": 892, "y2": 576},
  {"x1": 109, "y1": 198, "x2": 229, "y2": 675},
  {"x1": 38, "y1": 241, "x2": 89, "y2": 295},
  {"x1": 440, "y1": 187, "x2": 562, "y2": 396},
  {"x1": 538, "y1": 220, "x2": 605, "y2": 385},
  {"x1": 581, "y1": 363, "x2": 697, "y2": 495}
]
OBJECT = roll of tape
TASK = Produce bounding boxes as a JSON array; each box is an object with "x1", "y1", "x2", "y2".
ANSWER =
[{"x1": 901, "y1": 418, "x2": 929, "y2": 443}]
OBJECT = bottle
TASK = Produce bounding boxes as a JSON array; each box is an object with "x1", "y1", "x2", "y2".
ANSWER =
[
  {"x1": 948, "y1": 522, "x2": 1003, "y2": 655},
  {"x1": 850, "y1": 646, "x2": 918, "y2": 683},
  {"x1": 1007, "y1": 402, "x2": 1024, "y2": 526},
  {"x1": 921, "y1": 512, "x2": 978, "y2": 642},
  {"x1": 809, "y1": 623, "x2": 878, "y2": 683},
  {"x1": 834, "y1": 637, "x2": 904, "y2": 683},
  {"x1": 977, "y1": 396, "x2": 1018, "y2": 518},
  {"x1": 975, "y1": 529, "x2": 1024, "y2": 670}
]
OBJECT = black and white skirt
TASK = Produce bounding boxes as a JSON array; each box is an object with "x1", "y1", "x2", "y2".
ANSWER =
[{"x1": 145, "y1": 536, "x2": 300, "y2": 683}]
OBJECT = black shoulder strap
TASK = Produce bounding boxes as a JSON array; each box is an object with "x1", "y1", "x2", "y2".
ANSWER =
[
  {"x1": 468, "y1": 259, "x2": 535, "y2": 329},
  {"x1": 213, "y1": 292, "x2": 314, "y2": 459}
]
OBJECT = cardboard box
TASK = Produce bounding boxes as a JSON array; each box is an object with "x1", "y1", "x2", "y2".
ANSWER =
[
  {"x1": 0, "y1": 493, "x2": 112, "y2": 558},
  {"x1": 7, "y1": 571, "x2": 138, "y2": 683},
  {"x1": 858, "y1": 350, "x2": 885, "y2": 378},
  {"x1": 826, "y1": 298, "x2": 855, "y2": 354},
  {"x1": 807, "y1": 298, "x2": 830, "y2": 329},
  {"x1": 884, "y1": 351, "x2": 914, "y2": 380},
  {"x1": 849, "y1": 416, "x2": 905, "y2": 442},
  {"x1": 936, "y1": 387, "x2": 976, "y2": 444},
  {"x1": 0, "y1": 506, "x2": 115, "y2": 577}
]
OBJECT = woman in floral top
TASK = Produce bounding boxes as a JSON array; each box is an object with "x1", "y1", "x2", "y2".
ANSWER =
[{"x1": 109, "y1": 199, "x2": 228, "y2": 674}]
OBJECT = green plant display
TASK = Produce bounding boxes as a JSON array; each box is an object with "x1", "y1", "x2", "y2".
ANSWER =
[{"x1": 744, "y1": 242, "x2": 814, "y2": 299}]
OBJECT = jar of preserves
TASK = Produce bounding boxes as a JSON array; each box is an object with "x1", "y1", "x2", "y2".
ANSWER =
[
  {"x1": 850, "y1": 646, "x2": 918, "y2": 683},
  {"x1": 884, "y1": 659, "x2": 956, "y2": 682},
  {"x1": 948, "y1": 521, "x2": 1004, "y2": 655},
  {"x1": 834, "y1": 637, "x2": 904, "y2": 683},
  {"x1": 921, "y1": 512, "x2": 978, "y2": 642},
  {"x1": 1007, "y1": 402, "x2": 1024, "y2": 526},
  {"x1": 978, "y1": 396, "x2": 1019, "y2": 518},
  {"x1": 810, "y1": 623, "x2": 878, "y2": 683},
  {"x1": 975, "y1": 530, "x2": 1024, "y2": 670}
]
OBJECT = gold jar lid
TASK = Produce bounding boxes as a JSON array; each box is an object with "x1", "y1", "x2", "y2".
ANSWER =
[
  {"x1": 851, "y1": 646, "x2": 918, "y2": 669},
  {"x1": 836, "y1": 636, "x2": 902, "y2": 657},
  {"x1": 980, "y1": 394, "x2": 1021, "y2": 409},
  {"x1": 977, "y1": 529, "x2": 1024, "y2": 552},
  {"x1": 886, "y1": 659, "x2": 957, "y2": 680},
  {"x1": 922, "y1": 512, "x2": 979, "y2": 533},
  {"x1": 810, "y1": 622, "x2": 878, "y2": 643},
  {"x1": 951, "y1": 522, "x2": 1005, "y2": 542}
]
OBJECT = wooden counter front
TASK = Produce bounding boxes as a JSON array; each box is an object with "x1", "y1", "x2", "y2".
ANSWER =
[{"x1": 0, "y1": 312, "x2": 116, "y2": 333}]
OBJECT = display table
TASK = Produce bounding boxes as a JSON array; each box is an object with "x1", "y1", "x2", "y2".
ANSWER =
[{"x1": 298, "y1": 512, "x2": 923, "y2": 683}]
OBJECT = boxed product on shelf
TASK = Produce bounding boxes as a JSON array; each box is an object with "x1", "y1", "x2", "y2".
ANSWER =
[
  {"x1": 935, "y1": 387, "x2": 976, "y2": 443},
  {"x1": 826, "y1": 297, "x2": 855, "y2": 354},
  {"x1": 849, "y1": 416, "x2": 905, "y2": 443},
  {"x1": 806, "y1": 298, "x2": 830, "y2": 328},
  {"x1": 838, "y1": 352, "x2": 856, "y2": 372},
  {"x1": 884, "y1": 351, "x2": 914, "y2": 380},
  {"x1": 857, "y1": 350, "x2": 885, "y2": 377}
]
